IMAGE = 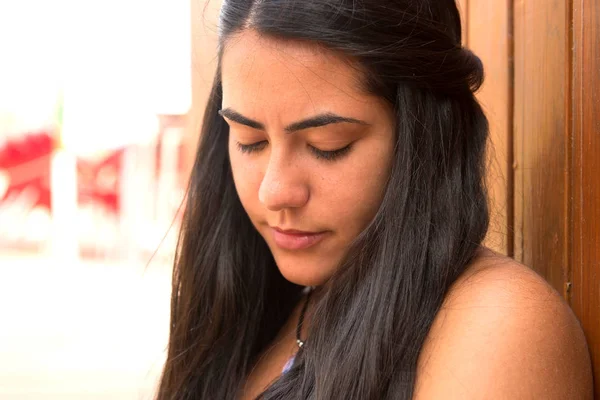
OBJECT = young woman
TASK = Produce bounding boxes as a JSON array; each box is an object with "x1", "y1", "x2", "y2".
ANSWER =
[{"x1": 156, "y1": 0, "x2": 593, "y2": 399}]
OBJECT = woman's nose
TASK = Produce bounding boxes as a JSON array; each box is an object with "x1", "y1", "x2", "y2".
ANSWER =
[{"x1": 258, "y1": 155, "x2": 309, "y2": 211}]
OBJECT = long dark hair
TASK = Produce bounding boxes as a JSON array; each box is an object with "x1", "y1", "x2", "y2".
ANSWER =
[{"x1": 156, "y1": 0, "x2": 489, "y2": 398}]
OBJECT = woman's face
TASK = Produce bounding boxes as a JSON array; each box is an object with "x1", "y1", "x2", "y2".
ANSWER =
[{"x1": 221, "y1": 30, "x2": 395, "y2": 286}]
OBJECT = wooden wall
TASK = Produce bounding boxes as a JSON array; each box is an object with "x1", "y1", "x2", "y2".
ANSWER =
[
  {"x1": 186, "y1": 0, "x2": 221, "y2": 178},
  {"x1": 463, "y1": 0, "x2": 600, "y2": 394},
  {"x1": 464, "y1": 0, "x2": 513, "y2": 256},
  {"x1": 570, "y1": 0, "x2": 600, "y2": 394}
]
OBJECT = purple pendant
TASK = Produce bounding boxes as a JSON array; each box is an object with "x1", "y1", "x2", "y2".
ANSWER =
[{"x1": 282, "y1": 354, "x2": 295, "y2": 374}]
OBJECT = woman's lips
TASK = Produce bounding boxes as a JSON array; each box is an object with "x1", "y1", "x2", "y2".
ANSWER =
[{"x1": 271, "y1": 228, "x2": 328, "y2": 250}]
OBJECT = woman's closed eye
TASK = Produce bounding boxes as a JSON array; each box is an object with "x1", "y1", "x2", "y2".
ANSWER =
[
  {"x1": 236, "y1": 140, "x2": 269, "y2": 154},
  {"x1": 235, "y1": 141, "x2": 354, "y2": 162}
]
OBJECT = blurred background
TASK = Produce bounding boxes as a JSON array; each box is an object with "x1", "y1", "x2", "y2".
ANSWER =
[
  {"x1": 1, "y1": 0, "x2": 599, "y2": 398},
  {"x1": 0, "y1": 0, "x2": 220, "y2": 398}
]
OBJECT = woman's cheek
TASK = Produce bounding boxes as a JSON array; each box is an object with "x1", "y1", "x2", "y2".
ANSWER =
[{"x1": 230, "y1": 156, "x2": 264, "y2": 209}]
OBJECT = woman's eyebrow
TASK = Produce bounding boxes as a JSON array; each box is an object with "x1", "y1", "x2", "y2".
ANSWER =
[{"x1": 218, "y1": 108, "x2": 369, "y2": 133}]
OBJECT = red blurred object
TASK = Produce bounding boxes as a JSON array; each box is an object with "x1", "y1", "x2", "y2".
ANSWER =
[
  {"x1": 76, "y1": 149, "x2": 123, "y2": 213},
  {"x1": 75, "y1": 148, "x2": 124, "y2": 259},
  {"x1": 0, "y1": 130, "x2": 55, "y2": 210},
  {"x1": 0, "y1": 131, "x2": 56, "y2": 249},
  {"x1": 0, "y1": 133, "x2": 54, "y2": 169}
]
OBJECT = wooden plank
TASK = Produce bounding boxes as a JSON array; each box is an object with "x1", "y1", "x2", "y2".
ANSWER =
[
  {"x1": 512, "y1": 0, "x2": 570, "y2": 295},
  {"x1": 184, "y1": 0, "x2": 222, "y2": 179},
  {"x1": 570, "y1": 0, "x2": 600, "y2": 393},
  {"x1": 512, "y1": 0, "x2": 525, "y2": 264},
  {"x1": 467, "y1": 0, "x2": 513, "y2": 256},
  {"x1": 456, "y1": 0, "x2": 469, "y2": 46}
]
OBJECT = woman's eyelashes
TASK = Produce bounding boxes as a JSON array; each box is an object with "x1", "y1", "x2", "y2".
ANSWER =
[
  {"x1": 236, "y1": 140, "x2": 268, "y2": 154},
  {"x1": 309, "y1": 143, "x2": 353, "y2": 161},
  {"x1": 235, "y1": 141, "x2": 353, "y2": 161}
]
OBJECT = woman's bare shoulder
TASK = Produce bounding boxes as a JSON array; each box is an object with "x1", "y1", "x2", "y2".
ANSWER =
[
  {"x1": 414, "y1": 247, "x2": 593, "y2": 399},
  {"x1": 443, "y1": 246, "x2": 558, "y2": 307}
]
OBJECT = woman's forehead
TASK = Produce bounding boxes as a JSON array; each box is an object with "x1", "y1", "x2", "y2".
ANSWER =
[{"x1": 220, "y1": 30, "x2": 378, "y2": 125}]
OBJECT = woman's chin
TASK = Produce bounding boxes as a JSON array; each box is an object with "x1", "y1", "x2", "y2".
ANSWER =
[{"x1": 274, "y1": 256, "x2": 335, "y2": 287}]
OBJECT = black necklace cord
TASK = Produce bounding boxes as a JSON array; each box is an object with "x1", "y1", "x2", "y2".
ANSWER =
[{"x1": 295, "y1": 286, "x2": 313, "y2": 348}]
